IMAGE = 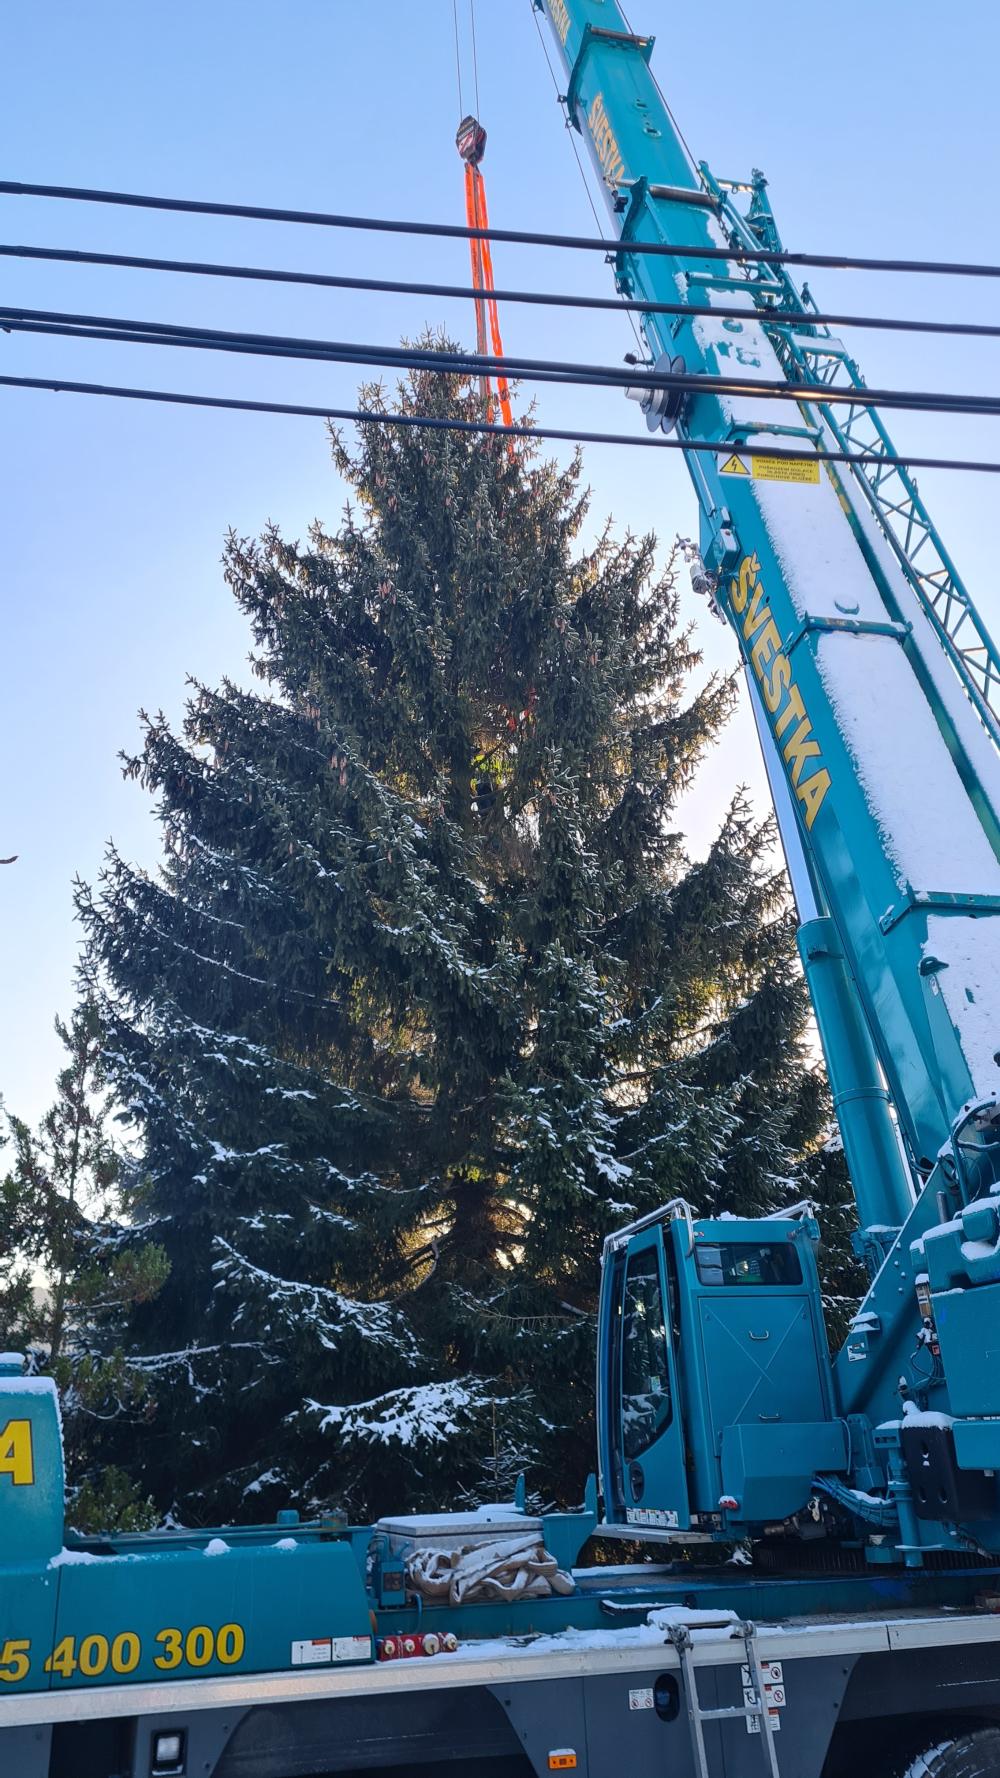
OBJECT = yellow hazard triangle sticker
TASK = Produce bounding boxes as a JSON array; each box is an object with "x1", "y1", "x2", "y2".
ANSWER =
[{"x1": 720, "y1": 453, "x2": 750, "y2": 476}]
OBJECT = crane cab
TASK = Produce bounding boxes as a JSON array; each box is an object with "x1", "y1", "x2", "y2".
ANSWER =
[{"x1": 596, "y1": 1204, "x2": 849, "y2": 1541}]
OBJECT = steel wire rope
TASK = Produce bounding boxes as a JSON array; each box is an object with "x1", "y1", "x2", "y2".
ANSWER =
[
  {"x1": 8, "y1": 179, "x2": 1000, "y2": 279},
  {"x1": 5, "y1": 371, "x2": 1000, "y2": 474},
  {"x1": 6, "y1": 302, "x2": 1000, "y2": 419},
  {"x1": 6, "y1": 242, "x2": 1000, "y2": 343},
  {"x1": 529, "y1": 0, "x2": 646, "y2": 356},
  {"x1": 452, "y1": 0, "x2": 465, "y2": 120},
  {"x1": 469, "y1": 0, "x2": 481, "y2": 121}
]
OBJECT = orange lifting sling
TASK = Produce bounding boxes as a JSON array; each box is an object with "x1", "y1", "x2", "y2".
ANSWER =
[{"x1": 456, "y1": 114, "x2": 514, "y2": 431}]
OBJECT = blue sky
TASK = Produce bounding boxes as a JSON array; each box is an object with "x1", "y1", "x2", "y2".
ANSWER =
[{"x1": 3, "y1": 1, "x2": 999, "y2": 1125}]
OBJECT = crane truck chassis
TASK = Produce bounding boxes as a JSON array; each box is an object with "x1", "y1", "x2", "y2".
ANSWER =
[
  {"x1": 9, "y1": 0, "x2": 1000, "y2": 1772},
  {"x1": 9, "y1": 1574, "x2": 1000, "y2": 1778}
]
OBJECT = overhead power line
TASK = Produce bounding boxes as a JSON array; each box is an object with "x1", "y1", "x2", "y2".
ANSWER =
[
  {"x1": 4, "y1": 303, "x2": 1000, "y2": 421},
  {"x1": 4, "y1": 372, "x2": 1000, "y2": 476},
  {"x1": 5, "y1": 242, "x2": 1000, "y2": 343},
  {"x1": 4, "y1": 179, "x2": 1000, "y2": 280}
]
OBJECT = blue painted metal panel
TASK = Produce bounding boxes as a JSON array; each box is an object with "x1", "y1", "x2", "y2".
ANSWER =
[
  {"x1": 0, "y1": 1539, "x2": 371, "y2": 1696},
  {"x1": 0, "y1": 1569, "x2": 58, "y2": 1694},
  {"x1": 932, "y1": 1284, "x2": 1000, "y2": 1419},
  {"x1": 0, "y1": 1368, "x2": 65, "y2": 1564},
  {"x1": 698, "y1": 1295, "x2": 827, "y2": 1433},
  {"x1": 721, "y1": 1421, "x2": 849, "y2": 1522},
  {"x1": 47, "y1": 1540, "x2": 371, "y2": 1691}
]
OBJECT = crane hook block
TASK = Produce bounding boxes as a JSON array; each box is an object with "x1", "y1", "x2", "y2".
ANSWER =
[{"x1": 456, "y1": 114, "x2": 487, "y2": 165}]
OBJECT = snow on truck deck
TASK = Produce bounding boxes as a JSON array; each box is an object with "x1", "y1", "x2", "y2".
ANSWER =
[
  {"x1": 3, "y1": 1606, "x2": 1000, "y2": 1734},
  {"x1": 429, "y1": 1603, "x2": 1000, "y2": 1671}
]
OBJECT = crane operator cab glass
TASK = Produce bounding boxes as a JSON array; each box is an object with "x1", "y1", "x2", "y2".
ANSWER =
[{"x1": 596, "y1": 1209, "x2": 849, "y2": 1540}]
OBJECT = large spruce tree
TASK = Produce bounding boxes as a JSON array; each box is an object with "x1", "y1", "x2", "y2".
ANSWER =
[{"x1": 79, "y1": 360, "x2": 851, "y2": 1523}]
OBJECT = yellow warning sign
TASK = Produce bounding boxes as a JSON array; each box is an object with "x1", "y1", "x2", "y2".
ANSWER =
[
  {"x1": 752, "y1": 453, "x2": 820, "y2": 485},
  {"x1": 719, "y1": 450, "x2": 819, "y2": 486}
]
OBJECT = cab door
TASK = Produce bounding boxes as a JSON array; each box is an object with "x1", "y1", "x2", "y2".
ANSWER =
[
  {"x1": 607, "y1": 1237, "x2": 692, "y2": 1532},
  {"x1": 693, "y1": 1237, "x2": 833, "y2": 1438}
]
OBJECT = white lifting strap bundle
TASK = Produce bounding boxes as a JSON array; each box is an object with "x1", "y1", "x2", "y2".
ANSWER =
[{"x1": 406, "y1": 1532, "x2": 575, "y2": 1606}]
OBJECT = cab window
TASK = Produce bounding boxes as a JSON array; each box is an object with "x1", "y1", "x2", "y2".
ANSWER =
[
  {"x1": 621, "y1": 1246, "x2": 672, "y2": 1459},
  {"x1": 694, "y1": 1241, "x2": 802, "y2": 1287}
]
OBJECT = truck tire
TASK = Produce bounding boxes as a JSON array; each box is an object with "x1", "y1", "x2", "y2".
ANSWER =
[{"x1": 895, "y1": 1730, "x2": 1000, "y2": 1778}]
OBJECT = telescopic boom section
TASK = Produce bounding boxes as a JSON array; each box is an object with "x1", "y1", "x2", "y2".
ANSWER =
[{"x1": 536, "y1": 0, "x2": 1000, "y2": 1199}]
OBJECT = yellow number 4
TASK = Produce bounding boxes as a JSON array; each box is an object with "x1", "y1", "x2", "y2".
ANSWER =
[
  {"x1": 0, "y1": 1641, "x2": 30, "y2": 1684},
  {"x1": 44, "y1": 1636, "x2": 78, "y2": 1679},
  {"x1": 0, "y1": 1419, "x2": 33, "y2": 1486}
]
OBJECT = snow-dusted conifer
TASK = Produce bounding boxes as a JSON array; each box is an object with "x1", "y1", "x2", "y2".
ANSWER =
[{"x1": 78, "y1": 358, "x2": 853, "y2": 1520}]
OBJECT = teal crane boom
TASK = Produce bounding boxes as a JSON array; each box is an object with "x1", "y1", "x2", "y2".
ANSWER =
[{"x1": 537, "y1": 0, "x2": 1000, "y2": 1562}]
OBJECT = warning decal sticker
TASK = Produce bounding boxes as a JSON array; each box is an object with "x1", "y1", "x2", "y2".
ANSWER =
[
  {"x1": 715, "y1": 451, "x2": 818, "y2": 487},
  {"x1": 742, "y1": 1660, "x2": 788, "y2": 1734},
  {"x1": 752, "y1": 454, "x2": 820, "y2": 484},
  {"x1": 291, "y1": 1635, "x2": 370, "y2": 1666},
  {"x1": 331, "y1": 1636, "x2": 371, "y2": 1662},
  {"x1": 292, "y1": 1639, "x2": 332, "y2": 1665},
  {"x1": 720, "y1": 451, "x2": 820, "y2": 485}
]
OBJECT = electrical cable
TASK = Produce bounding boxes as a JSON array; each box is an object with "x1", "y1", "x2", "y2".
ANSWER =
[
  {"x1": 12, "y1": 315, "x2": 1000, "y2": 422},
  {"x1": 5, "y1": 302, "x2": 1000, "y2": 420},
  {"x1": 6, "y1": 179, "x2": 1000, "y2": 279},
  {"x1": 7, "y1": 241, "x2": 1000, "y2": 343},
  {"x1": 6, "y1": 370, "x2": 1000, "y2": 474}
]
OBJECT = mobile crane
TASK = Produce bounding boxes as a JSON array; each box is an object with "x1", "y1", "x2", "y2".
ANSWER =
[
  {"x1": 558, "y1": 1, "x2": 1000, "y2": 1562},
  {"x1": 6, "y1": 4, "x2": 1000, "y2": 1775}
]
